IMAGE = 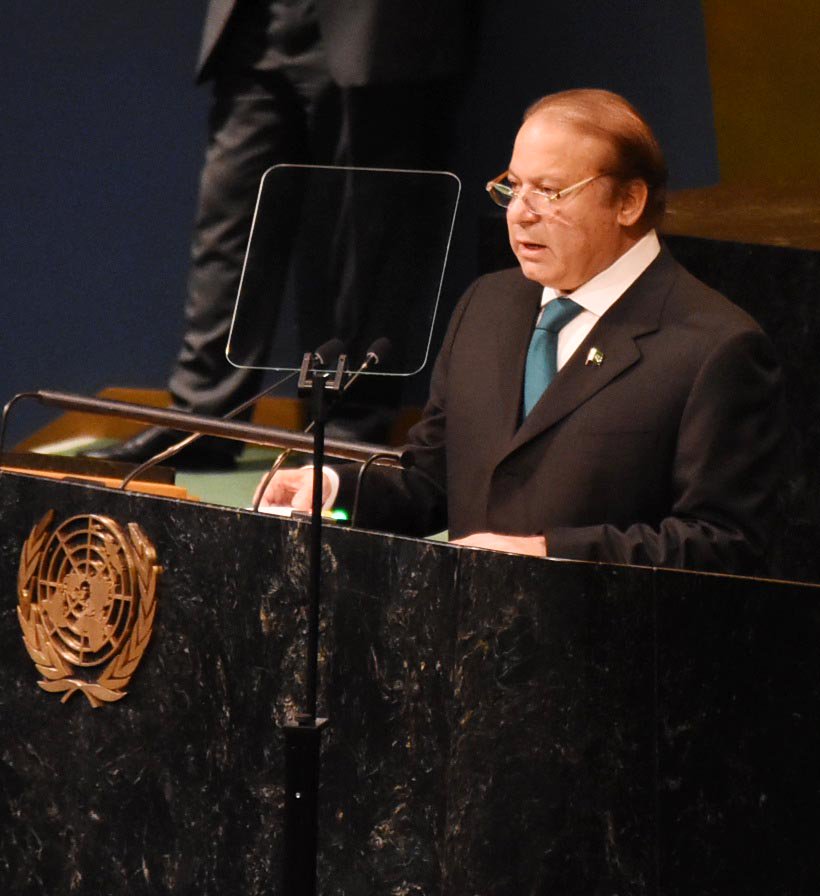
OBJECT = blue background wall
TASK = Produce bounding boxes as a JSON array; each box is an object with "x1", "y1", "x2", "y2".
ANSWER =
[
  {"x1": 1, "y1": 2, "x2": 207, "y2": 442},
  {"x1": 1, "y1": 1, "x2": 717, "y2": 444}
]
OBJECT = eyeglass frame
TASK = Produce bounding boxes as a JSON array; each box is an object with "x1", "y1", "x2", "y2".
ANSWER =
[{"x1": 485, "y1": 171, "x2": 610, "y2": 214}]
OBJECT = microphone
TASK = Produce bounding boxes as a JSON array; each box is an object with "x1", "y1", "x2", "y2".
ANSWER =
[
  {"x1": 364, "y1": 337, "x2": 391, "y2": 367},
  {"x1": 312, "y1": 339, "x2": 347, "y2": 368},
  {"x1": 251, "y1": 337, "x2": 392, "y2": 512},
  {"x1": 327, "y1": 337, "x2": 392, "y2": 410},
  {"x1": 120, "y1": 338, "x2": 346, "y2": 489}
]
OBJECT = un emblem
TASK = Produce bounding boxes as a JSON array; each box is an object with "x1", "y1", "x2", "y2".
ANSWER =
[{"x1": 17, "y1": 511, "x2": 162, "y2": 707}]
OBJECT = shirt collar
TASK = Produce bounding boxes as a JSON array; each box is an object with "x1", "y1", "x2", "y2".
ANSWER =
[{"x1": 541, "y1": 230, "x2": 661, "y2": 315}]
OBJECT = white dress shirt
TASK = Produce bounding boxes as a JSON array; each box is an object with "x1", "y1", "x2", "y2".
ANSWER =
[{"x1": 541, "y1": 229, "x2": 661, "y2": 370}]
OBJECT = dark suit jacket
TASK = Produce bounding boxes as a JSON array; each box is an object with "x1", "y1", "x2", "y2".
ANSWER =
[
  {"x1": 197, "y1": 0, "x2": 467, "y2": 84},
  {"x1": 341, "y1": 247, "x2": 785, "y2": 574}
]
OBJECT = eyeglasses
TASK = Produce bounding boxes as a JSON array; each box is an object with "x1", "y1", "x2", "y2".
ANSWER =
[{"x1": 485, "y1": 172, "x2": 607, "y2": 214}]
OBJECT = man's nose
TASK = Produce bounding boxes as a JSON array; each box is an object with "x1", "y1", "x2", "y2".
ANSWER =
[{"x1": 507, "y1": 193, "x2": 540, "y2": 223}]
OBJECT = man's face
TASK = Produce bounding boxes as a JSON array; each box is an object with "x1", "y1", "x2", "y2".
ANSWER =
[{"x1": 506, "y1": 113, "x2": 636, "y2": 292}]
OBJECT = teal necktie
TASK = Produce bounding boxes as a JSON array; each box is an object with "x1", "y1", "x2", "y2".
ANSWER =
[{"x1": 522, "y1": 297, "x2": 583, "y2": 417}]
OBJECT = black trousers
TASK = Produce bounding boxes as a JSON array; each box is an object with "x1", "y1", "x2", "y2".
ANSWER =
[
  {"x1": 168, "y1": 62, "x2": 338, "y2": 418},
  {"x1": 168, "y1": 62, "x2": 454, "y2": 440}
]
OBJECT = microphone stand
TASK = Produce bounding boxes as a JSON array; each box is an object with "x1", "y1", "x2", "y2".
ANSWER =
[
  {"x1": 0, "y1": 390, "x2": 404, "y2": 466},
  {"x1": 282, "y1": 349, "x2": 346, "y2": 896}
]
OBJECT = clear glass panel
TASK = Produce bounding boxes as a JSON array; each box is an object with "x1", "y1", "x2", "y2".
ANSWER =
[{"x1": 226, "y1": 164, "x2": 461, "y2": 376}]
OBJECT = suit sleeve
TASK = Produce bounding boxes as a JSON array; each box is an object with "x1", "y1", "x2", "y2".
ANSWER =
[
  {"x1": 334, "y1": 281, "x2": 477, "y2": 535},
  {"x1": 546, "y1": 328, "x2": 786, "y2": 573}
]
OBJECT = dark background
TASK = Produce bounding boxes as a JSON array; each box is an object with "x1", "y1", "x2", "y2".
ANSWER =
[{"x1": 0, "y1": 1, "x2": 717, "y2": 443}]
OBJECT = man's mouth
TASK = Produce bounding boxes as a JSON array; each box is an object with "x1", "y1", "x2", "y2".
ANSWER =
[{"x1": 517, "y1": 240, "x2": 547, "y2": 254}]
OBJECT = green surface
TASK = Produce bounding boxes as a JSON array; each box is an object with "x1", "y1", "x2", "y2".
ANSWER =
[{"x1": 175, "y1": 446, "x2": 284, "y2": 508}]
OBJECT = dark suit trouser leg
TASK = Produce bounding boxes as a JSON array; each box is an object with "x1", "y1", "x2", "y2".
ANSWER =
[
  {"x1": 308, "y1": 80, "x2": 458, "y2": 426},
  {"x1": 168, "y1": 67, "x2": 338, "y2": 426}
]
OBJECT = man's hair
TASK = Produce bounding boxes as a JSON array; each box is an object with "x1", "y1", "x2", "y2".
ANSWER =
[{"x1": 524, "y1": 89, "x2": 668, "y2": 230}]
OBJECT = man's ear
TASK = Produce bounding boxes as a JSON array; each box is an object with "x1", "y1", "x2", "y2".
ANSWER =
[{"x1": 616, "y1": 179, "x2": 649, "y2": 227}]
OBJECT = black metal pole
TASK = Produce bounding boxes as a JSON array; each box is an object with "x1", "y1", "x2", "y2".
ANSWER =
[
  {"x1": 281, "y1": 367, "x2": 332, "y2": 896},
  {"x1": 1, "y1": 389, "x2": 405, "y2": 465},
  {"x1": 282, "y1": 718, "x2": 326, "y2": 895},
  {"x1": 306, "y1": 372, "x2": 327, "y2": 720}
]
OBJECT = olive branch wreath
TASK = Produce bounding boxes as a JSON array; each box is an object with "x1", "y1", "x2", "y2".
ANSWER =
[{"x1": 17, "y1": 514, "x2": 161, "y2": 708}]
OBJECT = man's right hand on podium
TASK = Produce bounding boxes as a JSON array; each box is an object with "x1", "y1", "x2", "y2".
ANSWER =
[{"x1": 254, "y1": 467, "x2": 334, "y2": 512}]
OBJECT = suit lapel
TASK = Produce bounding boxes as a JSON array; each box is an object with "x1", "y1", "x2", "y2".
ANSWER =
[
  {"x1": 500, "y1": 248, "x2": 678, "y2": 459},
  {"x1": 492, "y1": 277, "x2": 543, "y2": 441}
]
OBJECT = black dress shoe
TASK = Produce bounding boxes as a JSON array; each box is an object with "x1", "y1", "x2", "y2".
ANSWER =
[{"x1": 82, "y1": 427, "x2": 237, "y2": 470}]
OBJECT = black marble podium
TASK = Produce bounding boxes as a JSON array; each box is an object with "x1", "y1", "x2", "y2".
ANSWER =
[{"x1": 2, "y1": 471, "x2": 820, "y2": 895}]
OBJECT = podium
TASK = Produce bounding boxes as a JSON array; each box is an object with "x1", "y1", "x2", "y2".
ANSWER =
[{"x1": 2, "y1": 470, "x2": 820, "y2": 895}]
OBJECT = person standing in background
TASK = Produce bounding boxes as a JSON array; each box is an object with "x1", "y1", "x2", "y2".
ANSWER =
[{"x1": 89, "y1": 0, "x2": 468, "y2": 467}]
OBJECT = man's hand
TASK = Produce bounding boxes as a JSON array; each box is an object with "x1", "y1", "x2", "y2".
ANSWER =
[
  {"x1": 450, "y1": 532, "x2": 548, "y2": 557},
  {"x1": 254, "y1": 467, "x2": 331, "y2": 511}
]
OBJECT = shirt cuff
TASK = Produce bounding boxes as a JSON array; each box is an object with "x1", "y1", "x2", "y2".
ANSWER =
[{"x1": 300, "y1": 464, "x2": 340, "y2": 510}]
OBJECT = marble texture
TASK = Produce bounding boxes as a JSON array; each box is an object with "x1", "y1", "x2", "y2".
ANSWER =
[
  {"x1": 0, "y1": 476, "x2": 297, "y2": 895},
  {"x1": 655, "y1": 570, "x2": 820, "y2": 896},
  {"x1": 444, "y1": 555, "x2": 656, "y2": 896},
  {"x1": 314, "y1": 532, "x2": 459, "y2": 895},
  {"x1": 0, "y1": 473, "x2": 459, "y2": 896},
  {"x1": 663, "y1": 182, "x2": 820, "y2": 252},
  {"x1": 3, "y1": 472, "x2": 820, "y2": 894}
]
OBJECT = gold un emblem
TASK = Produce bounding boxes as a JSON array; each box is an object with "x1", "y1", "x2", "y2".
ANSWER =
[{"x1": 17, "y1": 511, "x2": 162, "y2": 707}]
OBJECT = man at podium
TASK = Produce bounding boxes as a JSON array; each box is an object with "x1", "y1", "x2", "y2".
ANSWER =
[{"x1": 256, "y1": 88, "x2": 784, "y2": 574}]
